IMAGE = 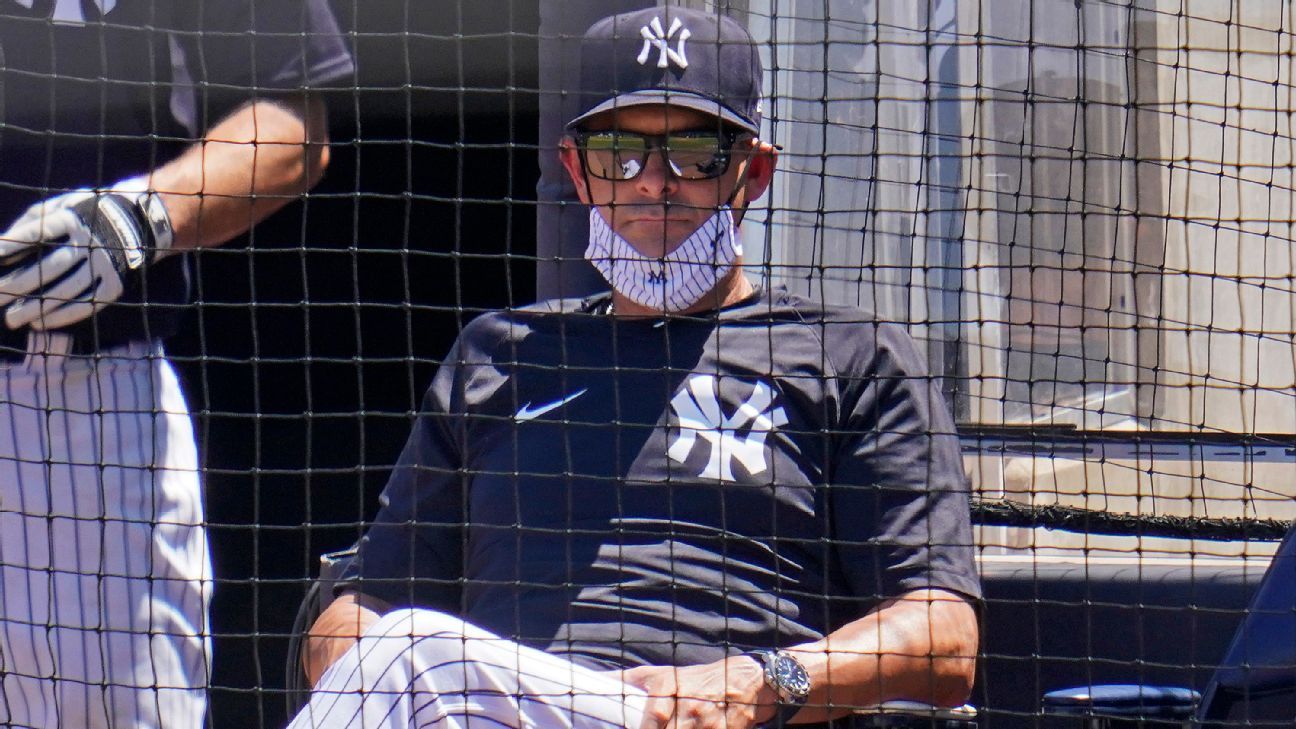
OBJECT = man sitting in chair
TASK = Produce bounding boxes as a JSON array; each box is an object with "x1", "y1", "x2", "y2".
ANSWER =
[{"x1": 292, "y1": 8, "x2": 980, "y2": 729}]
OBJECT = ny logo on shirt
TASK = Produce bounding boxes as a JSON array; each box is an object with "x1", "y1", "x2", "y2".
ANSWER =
[
  {"x1": 12, "y1": 0, "x2": 115, "y2": 24},
  {"x1": 637, "y1": 16, "x2": 690, "y2": 69},
  {"x1": 668, "y1": 374, "x2": 787, "y2": 482}
]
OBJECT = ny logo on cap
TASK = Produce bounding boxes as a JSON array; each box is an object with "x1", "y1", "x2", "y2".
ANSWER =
[{"x1": 638, "y1": 16, "x2": 691, "y2": 69}]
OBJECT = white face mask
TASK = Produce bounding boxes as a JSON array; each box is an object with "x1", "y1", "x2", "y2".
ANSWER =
[{"x1": 585, "y1": 206, "x2": 742, "y2": 312}]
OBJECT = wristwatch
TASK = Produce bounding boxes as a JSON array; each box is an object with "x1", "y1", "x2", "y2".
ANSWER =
[{"x1": 747, "y1": 650, "x2": 811, "y2": 726}]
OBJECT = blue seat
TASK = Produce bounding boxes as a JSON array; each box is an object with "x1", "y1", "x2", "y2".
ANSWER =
[
  {"x1": 1043, "y1": 523, "x2": 1296, "y2": 728},
  {"x1": 1198, "y1": 524, "x2": 1296, "y2": 725}
]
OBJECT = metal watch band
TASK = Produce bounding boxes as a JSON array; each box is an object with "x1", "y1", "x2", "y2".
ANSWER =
[{"x1": 747, "y1": 650, "x2": 810, "y2": 726}]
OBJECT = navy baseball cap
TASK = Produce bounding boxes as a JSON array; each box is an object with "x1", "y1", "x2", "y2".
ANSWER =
[{"x1": 566, "y1": 8, "x2": 763, "y2": 135}]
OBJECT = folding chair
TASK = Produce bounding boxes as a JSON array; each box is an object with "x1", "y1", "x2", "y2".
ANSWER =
[
  {"x1": 855, "y1": 701, "x2": 978, "y2": 729},
  {"x1": 285, "y1": 546, "x2": 359, "y2": 715}
]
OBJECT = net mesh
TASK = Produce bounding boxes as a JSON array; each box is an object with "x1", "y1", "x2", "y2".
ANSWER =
[
  {"x1": 730, "y1": 0, "x2": 1296, "y2": 554},
  {"x1": 0, "y1": 0, "x2": 1292, "y2": 727}
]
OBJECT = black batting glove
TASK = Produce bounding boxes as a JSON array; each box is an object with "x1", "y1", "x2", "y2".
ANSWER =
[{"x1": 0, "y1": 191, "x2": 174, "y2": 331}]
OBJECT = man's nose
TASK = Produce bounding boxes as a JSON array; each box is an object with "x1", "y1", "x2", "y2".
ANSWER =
[{"x1": 633, "y1": 148, "x2": 680, "y2": 199}]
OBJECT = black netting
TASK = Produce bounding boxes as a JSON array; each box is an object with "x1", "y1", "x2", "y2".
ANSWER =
[{"x1": 0, "y1": 2, "x2": 1292, "y2": 728}]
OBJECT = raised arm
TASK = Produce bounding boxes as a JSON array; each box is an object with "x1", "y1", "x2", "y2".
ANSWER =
[
  {"x1": 151, "y1": 94, "x2": 332, "y2": 252},
  {"x1": 0, "y1": 94, "x2": 332, "y2": 331}
]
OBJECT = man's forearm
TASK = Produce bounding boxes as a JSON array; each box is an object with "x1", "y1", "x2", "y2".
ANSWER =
[
  {"x1": 787, "y1": 589, "x2": 979, "y2": 723},
  {"x1": 148, "y1": 95, "x2": 332, "y2": 252},
  {"x1": 302, "y1": 591, "x2": 390, "y2": 688}
]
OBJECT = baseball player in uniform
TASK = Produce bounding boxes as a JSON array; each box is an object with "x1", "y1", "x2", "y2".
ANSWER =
[
  {"x1": 294, "y1": 8, "x2": 979, "y2": 729},
  {"x1": 0, "y1": 2, "x2": 352, "y2": 727}
]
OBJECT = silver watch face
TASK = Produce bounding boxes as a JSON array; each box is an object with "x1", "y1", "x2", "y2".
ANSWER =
[{"x1": 771, "y1": 653, "x2": 812, "y2": 699}]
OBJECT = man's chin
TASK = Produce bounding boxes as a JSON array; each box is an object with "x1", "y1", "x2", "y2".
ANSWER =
[{"x1": 615, "y1": 220, "x2": 702, "y2": 257}]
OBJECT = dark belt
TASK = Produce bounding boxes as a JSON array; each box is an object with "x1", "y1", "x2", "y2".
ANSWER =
[
  {"x1": 0, "y1": 327, "x2": 23, "y2": 361},
  {"x1": 0, "y1": 307, "x2": 183, "y2": 362},
  {"x1": 0, "y1": 256, "x2": 190, "y2": 362}
]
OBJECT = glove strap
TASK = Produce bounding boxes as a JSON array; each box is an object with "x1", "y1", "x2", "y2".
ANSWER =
[
  {"x1": 83, "y1": 195, "x2": 147, "y2": 273},
  {"x1": 133, "y1": 190, "x2": 175, "y2": 259},
  {"x1": 113, "y1": 176, "x2": 175, "y2": 260}
]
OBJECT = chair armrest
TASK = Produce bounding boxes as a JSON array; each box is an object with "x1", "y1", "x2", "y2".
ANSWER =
[
  {"x1": 284, "y1": 546, "x2": 360, "y2": 716},
  {"x1": 854, "y1": 701, "x2": 978, "y2": 728},
  {"x1": 316, "y1": 546, "x2": 359, "y2": 613},
  {"x1": 1043, "y1": 685, "x2": 1200, "y2": 720}
]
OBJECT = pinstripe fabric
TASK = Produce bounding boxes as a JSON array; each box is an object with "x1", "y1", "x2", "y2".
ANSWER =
[
  {"x1": 289, "y1": 610, "x2": 647, "y2": 729},
  {"x1": 0, "y1": 341, "x2": 210, "y2": 729},
  {"x1": 584, "y1": 207, "x2": 740, "y2": 312}
]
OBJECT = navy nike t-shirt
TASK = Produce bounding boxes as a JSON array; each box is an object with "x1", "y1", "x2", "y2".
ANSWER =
[{"x1": 344, "y1": 285, "x2": 980, "y2": 670}]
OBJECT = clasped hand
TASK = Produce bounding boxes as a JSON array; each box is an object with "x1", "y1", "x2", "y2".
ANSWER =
[
  {"x1": 0, "y1": 192, "x2": 154, "y2": 331},
  {"x1": 621, "y1": 655, "x2": 780, "y2": 729}
]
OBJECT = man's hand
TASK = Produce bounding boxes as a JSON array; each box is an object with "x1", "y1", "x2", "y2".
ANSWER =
[
  {"x1": 622, "y1": 655, "x2": 780, "y2": 729},
  {"x1": 0, "y1": 192, "x2": 172, "y2": 331}
]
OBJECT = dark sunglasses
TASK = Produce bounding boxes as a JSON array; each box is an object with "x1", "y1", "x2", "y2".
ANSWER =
[{"x1": 573, "y1": 130, "x2": 749, "y2": 181}]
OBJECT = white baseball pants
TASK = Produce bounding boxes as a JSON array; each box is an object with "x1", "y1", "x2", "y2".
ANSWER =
[
  {"x1": 0, "y1": 338, "x2": 211, "y2": 729},
  {"x1": 288, "y1": 609, "x2": 648, "y2": 729}
]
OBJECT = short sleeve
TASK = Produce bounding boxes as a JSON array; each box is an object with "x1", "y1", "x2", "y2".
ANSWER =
[
  {"x1": 827, "y1": 322, "x2": 981, "y2": 604},
  {"x1": 183, "y1": 0, "x2": 353, "y2": 89},
  {"x1": 340, "y1": 347, "x2": 467, "y2": 612},
  {"x1": 169, "y1": 0, "x2": 354, "y2": 128}
]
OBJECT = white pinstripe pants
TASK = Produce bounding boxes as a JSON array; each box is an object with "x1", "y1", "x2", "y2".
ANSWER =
[
  {"x1": 289, "y1": 609, "x2": 648, "y2": 729},
  {"x1": 0, "y1": 339, "x2": 211, "y2": 729}
]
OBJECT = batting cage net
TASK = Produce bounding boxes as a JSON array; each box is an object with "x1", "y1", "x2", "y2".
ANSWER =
[{"x1": 0, "y1": 0, "x2": 1293, "y2": 727}]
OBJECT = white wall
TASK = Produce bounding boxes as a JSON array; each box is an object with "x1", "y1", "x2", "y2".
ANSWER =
[{"x1": 697, "y1": 0, "x2": 1296, "y2": 555}]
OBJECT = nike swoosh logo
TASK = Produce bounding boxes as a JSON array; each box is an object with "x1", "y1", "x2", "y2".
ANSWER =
[{"x1": 515, "y1": 388, "x2": 588, "y2": 422}]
